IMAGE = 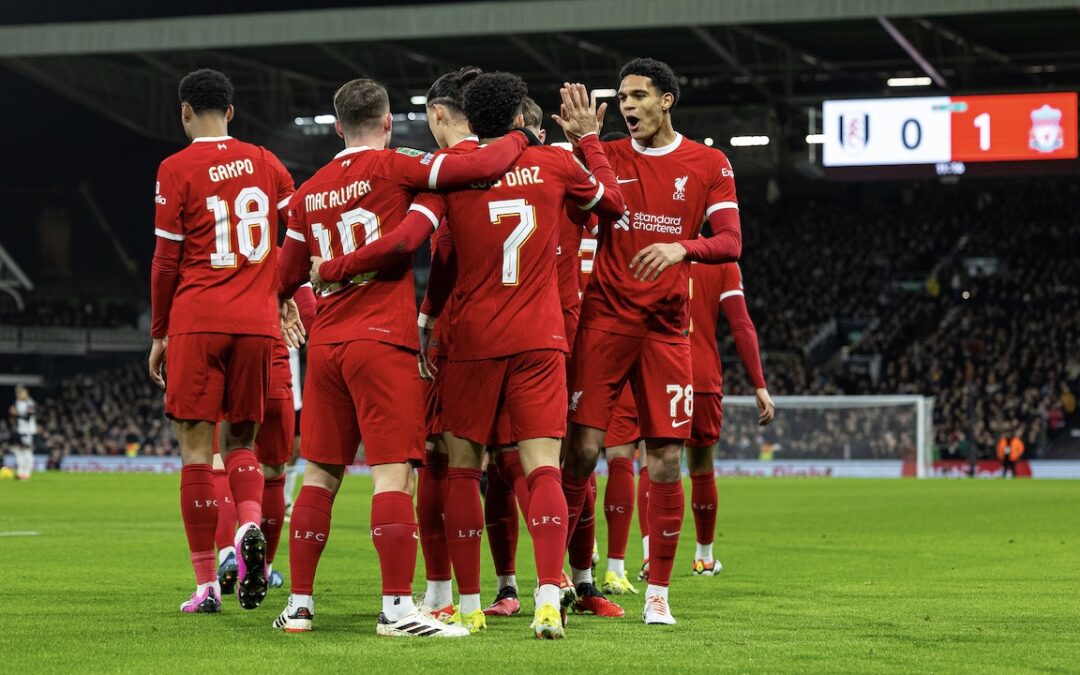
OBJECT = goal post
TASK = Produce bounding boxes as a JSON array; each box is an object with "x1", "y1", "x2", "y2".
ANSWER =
[{"x1": 717, "y1": 395, "x2": 936, "y2": 478}]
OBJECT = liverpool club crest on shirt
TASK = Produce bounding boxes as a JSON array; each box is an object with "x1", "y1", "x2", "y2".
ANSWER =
[
  {"x1": 673, "y1": 175, "x2": 688, "y2": 201},
  {"x1": 1029, "y1": 104, "x2": 1064, "y2": 153}
]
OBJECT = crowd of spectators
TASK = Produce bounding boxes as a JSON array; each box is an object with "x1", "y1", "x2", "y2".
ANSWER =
[
  {"x1": 713, "y1": 181, "x2": 1079, "y2": 460},
  {"x1": 716, "y1": 401, "x2": 918, "y2": 462},
  {"x1": 0, "y1": 295, "x2": 145, "y2": 328},
  {"x1": 4, "y1": 181, "x2": 1077, "y2": 462},
  {"x1": 1, "y1": 362, "x2": 176, "y2": 459}
]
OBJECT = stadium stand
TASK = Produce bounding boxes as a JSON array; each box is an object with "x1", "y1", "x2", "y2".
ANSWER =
[{"x1": 5, "y1": 181, "x2": 1076, "y2": 461}]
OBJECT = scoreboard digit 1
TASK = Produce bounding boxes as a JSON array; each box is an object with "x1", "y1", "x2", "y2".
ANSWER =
[{"x1": 950, "y1": 92, "x2": 1078, "y2": 162}]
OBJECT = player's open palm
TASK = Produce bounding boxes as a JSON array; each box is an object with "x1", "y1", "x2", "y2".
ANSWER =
[
  {"x1": 756, "y1": 387, "x2": 775, "y2": 426},
  {"x1": 552, "y1": 82, "x2": 606, "y2": 144},
  {"x1": 148, "y1": 338, "x2": 166, "y2": 390},
  {"x1": 280, "y1": 298, "x2": 306, "y2": 349}
]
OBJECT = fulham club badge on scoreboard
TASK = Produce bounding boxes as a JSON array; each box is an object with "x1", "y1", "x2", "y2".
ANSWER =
[
  {"x1": 1029, "y1": 104, "x2": 1064, "y2": 153},
  {"x1": 839, "y1": 112, "x2": 869, "y2": 155}
]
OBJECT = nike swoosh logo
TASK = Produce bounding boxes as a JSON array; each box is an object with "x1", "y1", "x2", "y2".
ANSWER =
[
  {"x1": 672, "y1": 419, "x2": 691, "y2": 428},
  {"x1": 412, "y1": 532, "x2": 419, "y2": 540},
  {"x1": 661, "y1": 529, "x2": 681, "y2": 537},
  {"x1": 616, "y1": 177, "x2": 639, "y2": 184}
]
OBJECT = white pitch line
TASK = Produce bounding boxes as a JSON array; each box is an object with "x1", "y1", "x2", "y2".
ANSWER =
[{"x1": 0, "y1": 531, "x2": 40, "y2": 537}]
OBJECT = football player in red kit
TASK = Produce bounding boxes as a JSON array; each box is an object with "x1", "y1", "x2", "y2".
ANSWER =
[
  {"x1": 310, "y1": 74, "x2": 624, "y2": 639},
  {"x1": 412, "y1": 67, "x2": 484, "y2": 622},
  {"x1": 149, "y1": 69, "x2": 297, "y2": 614},
  {"x1": 559, "y1": 58, "x2": 743, "y2": 625},
  {"x1": 602, "y1": 260, "x2": 775, "y2": 583},
  {"x1": 213, "y1": 285, "x2": 316, "y2": 595},
  {"x1": 473, "y1": 98, "x2": 624, "y2": 620},
  {"x1": 273, "y1": 77, "x2": 535, "y2": 638},
  {"x1": 684, "y1": 261, "x2": 774, "y2": 575}
]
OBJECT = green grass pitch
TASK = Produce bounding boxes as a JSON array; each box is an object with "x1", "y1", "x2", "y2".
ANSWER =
[{"x1": 2, "y1": 474, "x2": 1077, "y2": 673}]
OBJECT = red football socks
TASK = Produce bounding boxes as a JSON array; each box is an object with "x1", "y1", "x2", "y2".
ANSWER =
[
  {"x1": 561, "y1": 472, "x2": 591, "y2": 544},
  {"x1": 445, "y1": 467, "x2": 483, "y2": 596},
  {"x1": 417, "y1": 450, "x2": 451, "y2": 582},
  {"x1": 484, "y1": 459, "x2": 518, "y2": 577},
  {"x1": 180, "y1": 464, "x2": 218, "y2": 585},
  {"x1": 568, "y1": 475, "x2": 596, "y2": 571},
  {"x1": 690, "y1": 471, "x2": 718, "y2": 546},
  {"x1": 646, "y1": 479, "x2": 685, "y2": 588},
  {"x1": 495, "y1": 449, "x2": 530, "y2": 514},
  {"x1": 604, "y1": 457, "x2": 636, "y2": 561},
  {"x1": 262, "y1": 475, "x2": 286, "y2": 563},
  {"x1": 371, "y1": 491, "x2": 419, "y2": 597},
  {"x1": 289, "y1": 485, "x2": 335, "y2": 595},
  {"x1": 637, "y1": 465, "x2": 651, "y2": 539},
  {"x1": 212, "y1": 468, "x2": 237, "y2": 552},
  {"x1": 224, "y1": 449, "x2": 263, "y2": 527},
  {"x1": 525, "y1": 466, "x2": 569, "y2": 587}
]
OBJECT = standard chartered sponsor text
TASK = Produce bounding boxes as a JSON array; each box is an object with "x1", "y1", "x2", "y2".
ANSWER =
[{"x1": 633, "y1": 211, "x2": 683, "y2": 234}]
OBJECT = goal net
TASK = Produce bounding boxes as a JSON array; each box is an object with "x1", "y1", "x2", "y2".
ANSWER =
[{"x1": 717, "y1": 395, "x2": 935, "y2": 478}]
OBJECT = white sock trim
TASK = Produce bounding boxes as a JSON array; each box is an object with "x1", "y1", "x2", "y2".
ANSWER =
[
  {"x1": 217, "y1": 546, "x2": 236, "y2": 565},
  {"x1": 459, "y1": 593, "x2": 482, "y2": 615},
  {"x1": 424, "y1": 580, "x2": 453, "y2": 608},
  {"x1": 645, "y1": 584, "x2": 669, "y2": 602},
  {"x1": 571, "y1": 566, "x2": 593, "y2": 586},
  {"x1": 382, "y1": 594, "x2": 417, "y2": 621},
  {"x1": 537, "y1": 584, "x2": 560, "y2": 607},
  {"x1": 695, "y1": 542, "x2": 714, "y2": 562}
]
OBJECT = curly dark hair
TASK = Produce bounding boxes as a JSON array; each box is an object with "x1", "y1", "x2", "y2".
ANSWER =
[
  {"x1": 463, "y1": 72, "x2": 528, "y2": 139},
  {"x1": 178, "y1": 69, "x2": 234, "y2": 114},
  {"x1": 427, "y1": 66, "x2": 482, "y2": 113},
  {"x1": 619, "y1": 58, "x2": 680, "y2": 106}
]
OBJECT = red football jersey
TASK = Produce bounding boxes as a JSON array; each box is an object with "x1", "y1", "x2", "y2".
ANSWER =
[
  {"x1": 428, "y1": 138, "x2": 479, "y2": 360},
  {"x1": 556, "y1": 207, "x2": 585, "y2": 316},
  {"x1": 578, "y1": 230, "x2": 597, "y2": 295},
  {"x1": 427, "y1": 145, "x2": 610, "y2": 361},
  {"x1": 689, "y1": 262, "x2": 743, "y2": 393},
  {"x1": 285, "y1": 145, "x2": 453, "y2": 349},
  {"x1": 154, "y1": 136, "x2": 294, "y2": 337},
  {"x1": 580, "y1": 134, "x2": 738, "y2": 343}
]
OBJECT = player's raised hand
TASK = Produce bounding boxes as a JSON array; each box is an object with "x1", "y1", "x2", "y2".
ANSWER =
[
  {"x1": 756, "y1": 387, "x2": 775, "y2": 426},
  {"x1": 629, "y1": 242, "x2": 688, "y2": 281},
  {"x1": 280, "y1": 298, "x2": 306, "y2": 349},
  {"x1": 148, "y1": 338, "x2": 166, "y2": 389},
  {"x1": 552, "y1": 82, "x2": 607, "y2": 145}
]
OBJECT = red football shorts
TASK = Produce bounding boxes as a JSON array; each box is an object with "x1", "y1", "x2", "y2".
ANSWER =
[
  {"x1": 424, "y1": 355, "x2": 448, "y2": 438},
  {"x1": 568, "y1": 327, "x2": 693, "y2": 441},
  {"x1": 687, "y1": 392, "x2": 723, "y2": 449},
  {"x1": 563, "y1": 307, "x2": 580, "y2": 356},
  {"x1": 442, "y1": 349, "x2": 567, "y2": 446},
  {"x1": 604, "y1": 384, "x2": 640, "y2": 448},
  {"x1": 165, "y1": 333, "x2": 273, "y2": 424},
  {"x1": 255, "y1": 394, "x2": 295, "y2": 466},
  {"x1": 301, "y1": 340, "x2": 425, "y2": 467}
]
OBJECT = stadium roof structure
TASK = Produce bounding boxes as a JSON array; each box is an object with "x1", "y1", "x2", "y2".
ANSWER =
[{"x1": 3, "y1": 0, "x2": 1079, "y2": 171}]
